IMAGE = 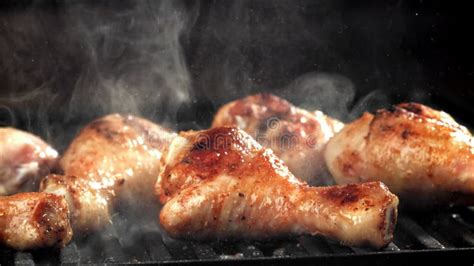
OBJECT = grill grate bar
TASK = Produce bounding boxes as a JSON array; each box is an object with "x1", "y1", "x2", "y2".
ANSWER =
[
  {"x1": 142, "y1": 231, "x2": 173, "y2": 262},
  {"x1": 392, "y1": 223, "x2": 422, "y2": 250},
  {"x1": 75, "y1": 229, "x2": 126, "y2": 263},
  {"x1": 399, "y1": 216, "x2": 445, "y2": 249},
  {"x1": 161, "y1": 235, "x2": 197, "y2": 260},
  {"x1": 102, "y1": 236, "x2": 129, "y2": 263},
  {"x1": 451, "y1": 213, "x2": 474, "y2": 230},
  {"x1": 435, "y1": 215, "x2": 474, "y2": 247},
  {"x1": 91, "y1": 219, "x2": 131, "y2": 263},
  {"x1": 455, "y1": 206, "x2": 474, "y2": 225},
  {"x1": 111, "y1": 217, "x2": 153, "y2": 262},
  {"x1": 4, "y1": 210, "x2": 474, "y2": 263},
  {"x1": 416, "y1": 224, "x2": 456, "y2": 249},
  {"x1": 120, "y1": 235, "x2": 152, "y2": 262},
  {"x1": 116, "y1": 233, "x2": 151, "y2": 262}
]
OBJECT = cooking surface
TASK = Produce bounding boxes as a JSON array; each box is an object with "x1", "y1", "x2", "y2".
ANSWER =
[{"x1": 1, "y1": 208, "x2": 473, "y2": 264}]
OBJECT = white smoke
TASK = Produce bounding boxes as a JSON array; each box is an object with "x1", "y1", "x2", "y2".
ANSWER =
[
  {"x1": 283, "y1": 72, "x2": 355, "y2": 120},
  {"x1": 65, "y1": 0, "x2": 198, "y2": 124}
]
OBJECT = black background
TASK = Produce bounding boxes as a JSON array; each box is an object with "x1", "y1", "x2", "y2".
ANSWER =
[{"x1": 0, "y1": 0, "x2": 473, "y2": 146}]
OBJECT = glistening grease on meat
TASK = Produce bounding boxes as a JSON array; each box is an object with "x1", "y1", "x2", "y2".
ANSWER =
[
  {"x1": 0, "y1": 128, "x2": 58, "y2": 195},
  {"x1": 41, "y1": 114, "x2": 175, "y2": 232},
  {"x1": 0, "y1": 192, "x2": 72, "y2": 250},
  {"x1": 156, "y1": 127, "x2": 398, "y2": 249},
  {"x1": 212, "y1": 93, "x2": 344, "y2": 185},
  {"x1": 325, "y1": 103, "x2": 474, "y2": 207}
]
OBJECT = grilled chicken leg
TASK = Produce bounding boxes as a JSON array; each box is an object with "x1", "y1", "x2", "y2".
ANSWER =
[
  {"x1": 0, "y1": 128, "x2": 58, "y2": 195},
  {"x1": 325, "y1": 103, "x2": 474, "y2": 207},
  {"x1": 0, "y1": 192, "x2": 72, "y2": 250},
  {"x1": 212, "y1": 93, "x2": 344, "y2": 185},
  {"x1": 156, "y1": 127, "x2": 398, "y2": 249},
  {"x1": 41, "y1": 114, "x2": 175, "y2": 232}
]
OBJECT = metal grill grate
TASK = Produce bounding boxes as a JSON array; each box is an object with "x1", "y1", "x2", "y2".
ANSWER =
[{"x1": 2, "y1": 207, "x2": 474, "y2": 264}]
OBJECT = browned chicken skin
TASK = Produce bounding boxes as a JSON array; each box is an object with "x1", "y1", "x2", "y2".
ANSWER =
[
  {"x1": 0, "y1": 192, "x2": 72, "y2": 250},
  {"x1": 212, "y1": 93, "x2": 344, "y2": 185},
  {"x1": 41, "y1": 114, "x2": 175, "y2": 232},
  {"x1": 325, "y1": 103, "x2": 474, "y2": 207},
  {"x1": 0, "y1": 128, "x2": 58, "y2": 195},
  {"x1": 156, "y1": 127, "x2": 398, "y2": 249}
]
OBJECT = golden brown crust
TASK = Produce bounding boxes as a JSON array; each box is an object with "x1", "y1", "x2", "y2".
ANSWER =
[
  {"x1": 157, "y1": 127, "x2": 289, "y2": 204},
  {"x1": 212, "y1": 93, "x2": 344, "y2": 184},
  {"x1": 0, "y1": 192, "x2": 72, "y2": 250},
  {"x1": 157, "y1": 127, "x2": 398, "y2": 249},
  {"x1": 213, "y1": 93, "x2": 293, "y2": 132},
  {"x1": 325, "y1": 102, "x2": 474, "y2": 207},
  {"x1": 41, "y1": 114, "x2": 175, "y2": 232}
]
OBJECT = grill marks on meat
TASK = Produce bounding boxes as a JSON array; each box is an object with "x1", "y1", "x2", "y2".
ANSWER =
[
  {"x1": 0, "y1": 192, "x2": 72, "y2": 250},
  {"x1": 212, "y1": 93, "x2": 344, "y2": 185},
  {"x1": 41, "y1": 114, "x2": 175, "y2": 232},
  {"x1": 156, "y1": 127, "x2": 398, "y2": 249},
  {"x1": 325, "y1": 102, "x2": 474, "y2": 207}
]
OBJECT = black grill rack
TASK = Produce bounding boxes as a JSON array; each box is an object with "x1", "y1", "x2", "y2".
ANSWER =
[{"x1": 2, "y1": 207, "x2": 474, "y2": 264}]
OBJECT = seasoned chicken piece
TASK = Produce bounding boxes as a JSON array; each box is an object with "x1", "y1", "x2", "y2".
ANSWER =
[
  {"x1": 212, "y1": 93, "x2": 344, "y2": 185},
  {"x1": 0, "y1": 192, "x2": 72, "y2": 250},
  {"x1": 325, "y1": 103, "x2": 474, "y2": 207},
  {"x1": 0, "y1": 128, "x2": 58, "y2": 195},
  {"x1": 156, "y1": 127, "x2": 398, "y2": 249},
  {"x1": 41, "y1": 114, "x2": 175, "y2": 232}
]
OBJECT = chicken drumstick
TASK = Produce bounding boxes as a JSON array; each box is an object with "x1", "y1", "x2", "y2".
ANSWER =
[
  {"x1": 325, "y1": 103, "x2": 474, "y2": 207},
  {"x1": 157, "y1": 127, "x2": 398, "y2": 249},
  {"x1": 0, "y1": 192, "x2": 72, "y2": 250},
  {"x1": 41, "y1": 114, "x2": 175, "y2": 232},
  {"x1": 212, "y1": 93, "x2": 344, "y2": 185}
]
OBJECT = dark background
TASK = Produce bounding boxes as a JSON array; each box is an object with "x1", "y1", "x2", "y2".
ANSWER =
[{"x1": 0, "y1": 0, "x2": 473, "y2": 147}]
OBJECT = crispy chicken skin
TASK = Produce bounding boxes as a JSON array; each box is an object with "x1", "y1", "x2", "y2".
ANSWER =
[
  {"x1": 0, "y1": 192, "x2": 72, "y2": 250},
  {"x1": 41, "y1": 114, "x2": 175, "y2": 232},
  {"x1": 0, "y1": 128, "x2": 58, "y2": 195},
  {"x1": 156, "y1": 127, "x2": 398, "y2": 249},
  {"x1": 325, "y1": 103, "x2": 474, "y2": 207},
  {"x1": 212, "y1": 93, "x2": 344, "y2": 184}
]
